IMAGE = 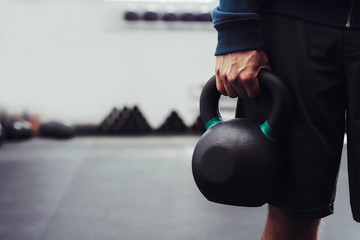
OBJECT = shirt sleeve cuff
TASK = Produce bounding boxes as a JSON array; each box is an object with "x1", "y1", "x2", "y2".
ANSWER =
[{"x1": 214, "y1": 20, "x2": 264, "y2": 56}]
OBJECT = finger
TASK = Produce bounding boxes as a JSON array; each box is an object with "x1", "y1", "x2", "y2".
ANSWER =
[
  {"x1": 243, "y1": 66, "x2": 269, "y2": 98},
  {"x1": 215, "y1": 58, "x2": 228, "y2": 96},
  {"x1": 218, "y1": 55, "x2": 238, "y2": 98},
  {"x1": 222, "y1": 76, "x2": 238, "y2": 98},
  {"x1": 229, "y1": 77, "x2": 248, "y2": 99},
  {"x1": 216, "y1": 73, "x2": 227, "y2": 96},
  {"x1": 243, "y1": 76, "x2": 261, "y2": 99},
  {"x1": 216, "y1": 79, "x2": 228, "y2": 96}
]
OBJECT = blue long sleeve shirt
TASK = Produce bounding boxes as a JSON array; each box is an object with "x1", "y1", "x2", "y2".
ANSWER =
[{"x1": 213, "y1": 0, "x2": 360, "y2": 55}]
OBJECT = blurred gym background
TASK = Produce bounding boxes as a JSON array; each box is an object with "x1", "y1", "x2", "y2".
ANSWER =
[{"x1": 0, "y1": 0, "x2": 359, "y2": 239}]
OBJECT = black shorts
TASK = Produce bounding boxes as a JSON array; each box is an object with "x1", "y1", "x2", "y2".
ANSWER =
[{"x1": 239, "y1": 14, "x2": 360, "y2": 221}]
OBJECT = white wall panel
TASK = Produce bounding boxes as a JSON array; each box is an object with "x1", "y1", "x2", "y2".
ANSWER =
[{"x1": 0, "y1": 0, "x2": 220, "y2": 127}]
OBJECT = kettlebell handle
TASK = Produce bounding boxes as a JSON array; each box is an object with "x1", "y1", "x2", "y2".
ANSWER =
[{"x1": 200, "y1": 69, "x2": 292, "y2": 142}]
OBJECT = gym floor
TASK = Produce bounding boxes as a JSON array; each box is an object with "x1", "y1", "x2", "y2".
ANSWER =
[{"x1": 0, "y1": 136, "x2": 359, "y2": 240}]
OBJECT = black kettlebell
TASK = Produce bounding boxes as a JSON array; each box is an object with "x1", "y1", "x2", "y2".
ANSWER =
[{"x1": 192, "y1": 69, "x2": 292, "y2": 207}]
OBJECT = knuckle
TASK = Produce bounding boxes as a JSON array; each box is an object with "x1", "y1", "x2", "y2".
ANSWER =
[
  {"x1": 219, "y1": 72, "x2": 227, "y2": 80},
  {"x1": 215, "y1": 66, "x2": 221, "y2": 74},
  {"x1": 227, "y1": 74, "x2": 238, "y2": 84},
  {"x1": 240, "y1": 72, "x2": 254, "y2": 81},
  {"x1": 227, "y1": 78, "x2": 236, "y2": 85},
  {"x1": 243, "y1": 78, "x2": 254, "y2": 86}
]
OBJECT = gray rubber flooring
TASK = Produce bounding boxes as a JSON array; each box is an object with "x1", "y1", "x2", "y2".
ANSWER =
[{"x1": 0, "y1": 136, "x2": 359, "y2": 240}]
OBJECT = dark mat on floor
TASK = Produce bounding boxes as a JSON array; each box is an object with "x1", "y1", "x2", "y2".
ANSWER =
[{"x1": 0, "y1": 137, "x2": 358, "y2": 240}]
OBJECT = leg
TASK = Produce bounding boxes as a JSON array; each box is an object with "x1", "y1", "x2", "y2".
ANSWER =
[{"x1": 261, "y1": 205, "x2": 321, "y2": 240}]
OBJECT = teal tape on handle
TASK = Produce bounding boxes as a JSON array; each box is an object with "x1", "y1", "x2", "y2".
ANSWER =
[
  {"x1": 205, "y1": 117, "x2": 223, "y2": 130},
  {"x1": 260, "y1": 120, "x2": 280, "y2": 142}
]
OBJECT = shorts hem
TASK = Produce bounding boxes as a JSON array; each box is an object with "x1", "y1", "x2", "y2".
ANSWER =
[
  {"x1": 269, "y1": 202, "x2": 334, "y2": 220},
  {"x1": 353, "y1": 213, "x2": 360, "y2": 223}
]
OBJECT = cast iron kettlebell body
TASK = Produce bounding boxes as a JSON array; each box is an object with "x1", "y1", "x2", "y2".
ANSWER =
[{"x1": 192, "y1": 70, "x2": 292, "y2": 207}]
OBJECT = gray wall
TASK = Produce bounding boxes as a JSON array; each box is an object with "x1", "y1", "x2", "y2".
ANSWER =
[{"x1": 0, "y1": 0, "x2": 218, "y2": 127}]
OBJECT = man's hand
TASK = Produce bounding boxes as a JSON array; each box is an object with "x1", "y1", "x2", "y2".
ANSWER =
[{"x1": 215, "y1": 50, "x2": 270, "y2": 99}]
